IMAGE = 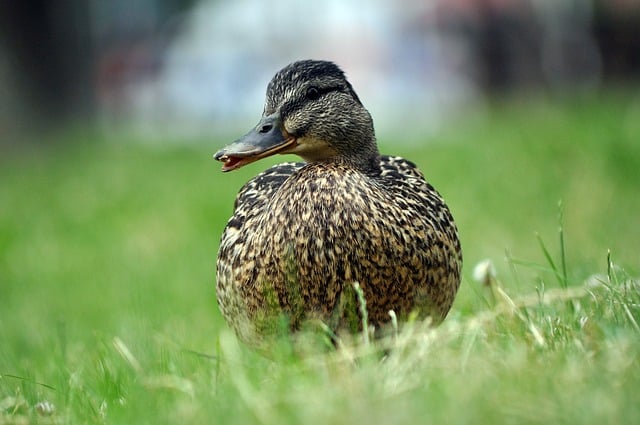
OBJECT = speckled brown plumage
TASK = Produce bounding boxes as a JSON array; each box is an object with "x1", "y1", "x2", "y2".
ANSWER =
[{"x1": 214, "y1": 60, "x2": 462, "y2": 347}]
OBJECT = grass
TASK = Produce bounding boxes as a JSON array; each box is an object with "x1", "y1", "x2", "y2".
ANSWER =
[{"x1": 1, "y1": 89, "x2": 639, "y2": 424}]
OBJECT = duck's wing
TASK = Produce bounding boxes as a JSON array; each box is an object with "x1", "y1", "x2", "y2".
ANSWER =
[
  {"x1": 217, "y1": 161, "x2": 304, "y2": 346},
  {"x1": 379, "y1": 155, "x2": 426, "y2": 180},
  {"x1": 379, "y1": 154, "x2": 460, "y2": 237},
  {"x1": 376, "y1": 154, "x2": 462, "y2": 320},
  {"x1": 378, "y1": 155, "x2": 446, "y2": 204},
  {"x1": 228, "y1": 162, "x2": 306, "y2": 229}
]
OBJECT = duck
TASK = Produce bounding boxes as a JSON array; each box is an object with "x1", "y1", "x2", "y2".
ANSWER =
[{"x1": 214, "y1": 60, "x2": 462, "y2": 347}]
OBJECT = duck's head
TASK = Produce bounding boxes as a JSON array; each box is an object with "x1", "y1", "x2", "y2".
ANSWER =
[{"x1": 214, "y1": 60, "x2": 378, "y2": 172}]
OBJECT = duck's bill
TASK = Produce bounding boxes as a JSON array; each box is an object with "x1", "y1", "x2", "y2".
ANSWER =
[
  {"x1": 214, "y1": 114, "x2": 296, "y2": 172},
  {"x1": 214, "y1": 135, "x2": 296, "y2": 172}
]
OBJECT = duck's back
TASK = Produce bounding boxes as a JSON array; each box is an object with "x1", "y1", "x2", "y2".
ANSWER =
[{"x1": 216, "y1": 156, "x2": 461, "y2": 344}]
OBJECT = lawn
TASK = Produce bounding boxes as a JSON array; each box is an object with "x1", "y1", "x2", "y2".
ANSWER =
[{"x1": 1, "y1": 90, "x2": 639, "y2": 424}]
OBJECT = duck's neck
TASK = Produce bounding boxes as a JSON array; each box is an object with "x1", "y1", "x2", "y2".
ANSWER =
[
  {"x1": 304, "y1": 141, "x2": 381, "y2": 174},
  {"x1": 342, "y1": 144, "x2": 381, "y2": 174}
]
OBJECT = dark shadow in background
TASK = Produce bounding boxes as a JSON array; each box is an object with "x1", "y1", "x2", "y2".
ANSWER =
[
  {"x1": 0, "y1": 0, "x2": 193, "y2": 140},
  {"x1": 0, "y1": 0, "x2": 93, "y2": 129}
]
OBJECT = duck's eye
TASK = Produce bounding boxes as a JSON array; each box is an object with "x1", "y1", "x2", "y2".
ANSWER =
[{"x1": 306, "y1": 86, "x2": 320, "y2": 100}]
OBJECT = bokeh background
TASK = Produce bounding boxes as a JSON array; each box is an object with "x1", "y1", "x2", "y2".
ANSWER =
[{"x1": 2, "y1": 0, "x2": 640, "y2": 140}]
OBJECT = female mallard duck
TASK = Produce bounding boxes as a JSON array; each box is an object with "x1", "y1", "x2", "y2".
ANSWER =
[{"x1": 214, "y1": 60, "x2": 461, "y2": 347}]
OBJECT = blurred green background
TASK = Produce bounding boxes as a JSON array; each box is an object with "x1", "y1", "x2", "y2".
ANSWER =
[{"x1": 1, "y1": 1, "x2": 640, "y2": 423}]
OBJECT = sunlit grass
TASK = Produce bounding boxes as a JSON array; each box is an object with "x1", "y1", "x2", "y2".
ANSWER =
[{"x1": 1, "y1": 90, "x2": 639, "y2": 424}]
